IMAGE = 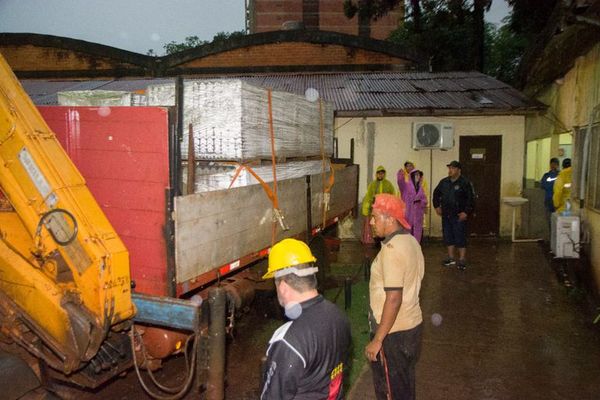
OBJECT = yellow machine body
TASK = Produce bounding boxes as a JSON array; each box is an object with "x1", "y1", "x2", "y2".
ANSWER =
[{"x1": 0, "y1": 52, "x2": 135, "y2": 375}]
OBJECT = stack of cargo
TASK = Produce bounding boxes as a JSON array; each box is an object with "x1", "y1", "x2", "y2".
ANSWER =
[
  {"x1": 192, "y1": 160, "x2": 329, "y2": 192},
  {"x1": 147, "y1": 79, "x2": 334, "y2": 192},
  {"x1": 57, "y1": 90, "x2": 148, "y2": 106}
]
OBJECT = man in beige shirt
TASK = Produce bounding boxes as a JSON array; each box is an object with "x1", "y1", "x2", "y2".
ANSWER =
[{"x1": 365, "y1": 193, "x2": 425, "y2": 400}]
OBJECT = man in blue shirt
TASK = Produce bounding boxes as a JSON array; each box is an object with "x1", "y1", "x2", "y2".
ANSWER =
[
  {"x1": 433, "y1": 161, "x2": 475, "y2": 271},
  {"x1": 541, "y1": 158, "x2": 560, "y2": 229}
]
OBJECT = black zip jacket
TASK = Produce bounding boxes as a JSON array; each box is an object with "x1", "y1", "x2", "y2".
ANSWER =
[
  {"x1": 432, "y1": 175, "x2": 476, "y2": 217},
  {"x1": 261, "y1": 295, "x2": 351, "y2": 400}
]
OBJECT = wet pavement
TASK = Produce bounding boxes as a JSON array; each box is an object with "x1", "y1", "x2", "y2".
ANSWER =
[
  {"x1": 48, "y1": 238, "x2": 600, "y2": 399},
  {"x1": 347, "y1": 238, "x2": 600, "y2": 400}
]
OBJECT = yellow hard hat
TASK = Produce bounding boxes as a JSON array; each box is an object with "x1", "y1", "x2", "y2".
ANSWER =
[{"x1": 263, "y1": 238, "x2": 317, "y2": 279}]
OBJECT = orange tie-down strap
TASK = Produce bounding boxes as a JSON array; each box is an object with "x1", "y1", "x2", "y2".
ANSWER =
[
  {"x1": 227, "y1": 162, "x2": 289, "y2": 231},
  {"x1": 321, "y1": 161, "x2": 335, "y2": 228},
  {"x1": 324, "y1": 160, "x2": 335, "y2": 194}
]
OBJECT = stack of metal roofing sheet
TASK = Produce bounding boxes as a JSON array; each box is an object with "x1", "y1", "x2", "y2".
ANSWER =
[
  {"x1": 188, "y1": 160, "x2": 330, "y2": 193},
  {"x1": 147, "y1": 79, "x2": 334, "y2": 161},
  {"x1": 57, "y1": 90, "x2": 148, "y2": 106}
]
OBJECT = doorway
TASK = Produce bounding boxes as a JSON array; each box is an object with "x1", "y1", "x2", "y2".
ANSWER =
[{"x1": 459, "y1": 135, "x2": 502, "y2": 236}]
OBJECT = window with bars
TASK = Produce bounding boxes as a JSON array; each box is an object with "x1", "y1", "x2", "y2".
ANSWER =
[{"x1": 578, "y1": 124, "x2": 600, "y2": 211}]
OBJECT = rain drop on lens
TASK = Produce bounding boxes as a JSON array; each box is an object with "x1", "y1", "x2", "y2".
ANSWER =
[
  {"x1": 97, "y1": 107, "x2": 111, "y2": 117},
  {"x1": 305, "y1": 87, "x2": 319, "y2": 102},
  {"x1": 431, "y1": 313, "x2": 443, "y2": 326}
]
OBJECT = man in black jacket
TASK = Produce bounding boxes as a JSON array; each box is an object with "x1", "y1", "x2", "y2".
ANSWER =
[
  {"x1": 260, "y1": 238, "x2": 351, "y2": 399},
  {"x1": 432, "y1": 161, "x2": 475, "y2": 270}
]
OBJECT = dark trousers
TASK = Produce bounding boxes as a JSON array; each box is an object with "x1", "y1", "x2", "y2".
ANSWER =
[
  {"x1": 370, "y1": 323, "x2": 423, "y2": 400},
  {"x1": 442, "y1": 215, "x2": 467, "y2": 248}
]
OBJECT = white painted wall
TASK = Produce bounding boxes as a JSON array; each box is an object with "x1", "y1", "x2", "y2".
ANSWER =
[
  {"x1": 335, "y1": 114, "x2": 526, "y2": 237},
  {"x1": 525, "y1": 43, "x2": 600, "y2": 294}
]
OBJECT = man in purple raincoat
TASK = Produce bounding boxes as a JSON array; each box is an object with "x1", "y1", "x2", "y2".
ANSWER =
[{"x1": 397, "y1": 168, "x2": 428, "y2": 242}]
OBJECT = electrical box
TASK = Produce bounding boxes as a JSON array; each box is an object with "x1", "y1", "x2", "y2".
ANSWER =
[{"x1": 550, "y1": 214, "x2": 580, "y2": 258}]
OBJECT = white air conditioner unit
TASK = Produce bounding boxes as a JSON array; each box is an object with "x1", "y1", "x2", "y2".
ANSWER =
[
  {"x1": 412, "y1": 122, "x2": 454, "y2": 150},
  {"x1": 551, "y1": 214, "x2": 580, "y2": 258}
]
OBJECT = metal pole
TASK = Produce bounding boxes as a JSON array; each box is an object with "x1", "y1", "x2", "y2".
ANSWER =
[
  {"x1": 363, "y1": 257, "x2": 370, "y2": 281},
  {"x1": 344, "y1": 277, "x2": 352, "y2": 310},
  {"x1": 187, "y1": 123, "x2": 195, "y2": 195},
  {"x1": 429, "y1": 149, "x2": 433, "y2": 238},
  {"x1": 306, "y1": 175, "x2": 312, "y2": 243},
  {"x1": 207, "y1": 287, "x2": 226, "y2": 400}
]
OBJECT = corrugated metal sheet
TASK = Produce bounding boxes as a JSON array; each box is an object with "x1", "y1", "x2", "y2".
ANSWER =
[
  {"x1": 22, "y1": 71, "x2": 544, "y2": 114},
  {"x1": 21, "y1": 80, "x2": 113, "y2": 105}
]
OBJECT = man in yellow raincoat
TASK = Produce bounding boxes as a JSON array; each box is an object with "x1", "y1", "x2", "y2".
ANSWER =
[
  {"x1": 361, "y1": 166, "x2": 396, "y2": 244},
  {"x1": 553, "y1": 158, "x2": 572, "y2": 213}
]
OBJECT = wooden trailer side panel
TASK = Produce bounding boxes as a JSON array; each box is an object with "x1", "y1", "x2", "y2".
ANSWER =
[
  {"x1": 174, "y1": 178, "x2": 307, "y2": 283},
  {"x1": 174, "y1": 164, "x2": 358, "y2": 285}
]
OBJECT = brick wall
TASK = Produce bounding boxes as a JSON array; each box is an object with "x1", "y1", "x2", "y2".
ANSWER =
[
  {"x1": 250, "y1": 0, "x2": 403, "y2": 39},
  {"x1": 1, "y1": 32, "x2": 414, "y2": 78},
  {"x1": 1, "y1": 45, "x2": 129, "y2": 72},
  {"x1": 177, "y1": 42, "x2": 409, "y2": 68}
]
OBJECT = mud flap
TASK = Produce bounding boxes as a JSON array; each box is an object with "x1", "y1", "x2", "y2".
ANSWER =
[{"x1": 0, "y1": 351, "x2": 40, "y2": 399}]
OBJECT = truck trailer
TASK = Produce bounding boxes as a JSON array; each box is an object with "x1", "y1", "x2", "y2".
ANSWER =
[{"x1": 0, "y1": 53, "x2": 358, "y2": 398}]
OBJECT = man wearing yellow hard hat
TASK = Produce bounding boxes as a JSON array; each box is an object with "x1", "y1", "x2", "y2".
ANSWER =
[{"x1": 260, "y1": 238, "x2": 351, "y2": 400}]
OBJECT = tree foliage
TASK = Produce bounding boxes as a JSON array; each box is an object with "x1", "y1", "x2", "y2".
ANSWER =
[
  {"x1": 387, "y1": 0, "x2": 556, "y2": 85},
  {"x1": 484, "y1": 23, "x2": 527, "y2": 85},
  {"x1": 151, "y1": 31, "x2": 247, "y2": 55},
  {"x1": 485, "y1": 0, "x2": 557, "y2": 85},
  {"x1": 343, "y1": 0, "x2": 403, "y2": 20},
  {"x1": 507, "y1": 0, "x2": 557, "y2": 38},
  {"x1": 343, "y1": 0, "x2": 403, "y2": 36},
  {"x1": 163, "y1": 36, "x2": 206, "y2": 54},
  {"x1": 389, "y1": 0, "x2": 482, "y2": 71}
]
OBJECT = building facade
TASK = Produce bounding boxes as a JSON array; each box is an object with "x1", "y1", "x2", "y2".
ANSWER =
[{"x1": 246, "y1": 0, "x2": 404, "y2": 40}]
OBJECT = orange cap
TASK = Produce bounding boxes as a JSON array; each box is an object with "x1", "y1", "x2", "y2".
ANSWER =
[{"x1": 372, "y1": 193, "x2": 411, "y2": 230}]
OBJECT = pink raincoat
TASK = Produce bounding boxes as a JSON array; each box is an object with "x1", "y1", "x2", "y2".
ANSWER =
[{"x1": 397, "y1": 169, "x2": 427, "y2": 242}]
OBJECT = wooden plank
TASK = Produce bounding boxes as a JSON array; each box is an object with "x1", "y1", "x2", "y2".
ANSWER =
[
  {"x1": 174, "y1": 177, "x2": 307, "y2": 283},
  {"x1": 174, "y1": 164, "x2": 358, "y2": 284}
]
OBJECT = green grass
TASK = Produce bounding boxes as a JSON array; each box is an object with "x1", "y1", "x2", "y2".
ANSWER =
[
  {"x1": 324, "y1": 262, "x2": 371, "y2": 392},
  {"x1": 247, "y1": 261, "x2": 371, "y2": 392}
]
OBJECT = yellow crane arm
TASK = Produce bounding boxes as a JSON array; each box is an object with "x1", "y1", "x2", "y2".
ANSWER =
[{"x1": 0, "y1": 53, "x2": 134, "y2": 374}]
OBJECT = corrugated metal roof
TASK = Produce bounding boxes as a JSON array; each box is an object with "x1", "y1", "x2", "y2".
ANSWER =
[{"x1": 22, "y1": 71, "x2": 544, "y2": 114}]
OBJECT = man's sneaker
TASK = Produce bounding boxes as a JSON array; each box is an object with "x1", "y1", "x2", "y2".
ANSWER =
[
  {"x1": 457, "y1": 260, "x2": 467, "y2": 271},
  {"x1": 442, "y1": 258, "x2": 456, "y2": 267}
]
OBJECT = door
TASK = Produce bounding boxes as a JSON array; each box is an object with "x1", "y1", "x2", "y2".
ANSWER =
[{"x1": 459, "y1": 136, "x2": 501, "y2": 236}]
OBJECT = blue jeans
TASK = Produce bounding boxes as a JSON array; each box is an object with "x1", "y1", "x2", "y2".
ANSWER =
[{"x1": 442, "y1": 214, "x2": 467, "y2": 248}]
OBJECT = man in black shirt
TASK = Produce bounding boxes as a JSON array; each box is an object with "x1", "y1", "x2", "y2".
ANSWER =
[
  {"x1": 432, "y1": 161, "x2": 475, "y2": 270},
  {"x1": 260, "y1": 238, "x2": 351, "y2": 399}
]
